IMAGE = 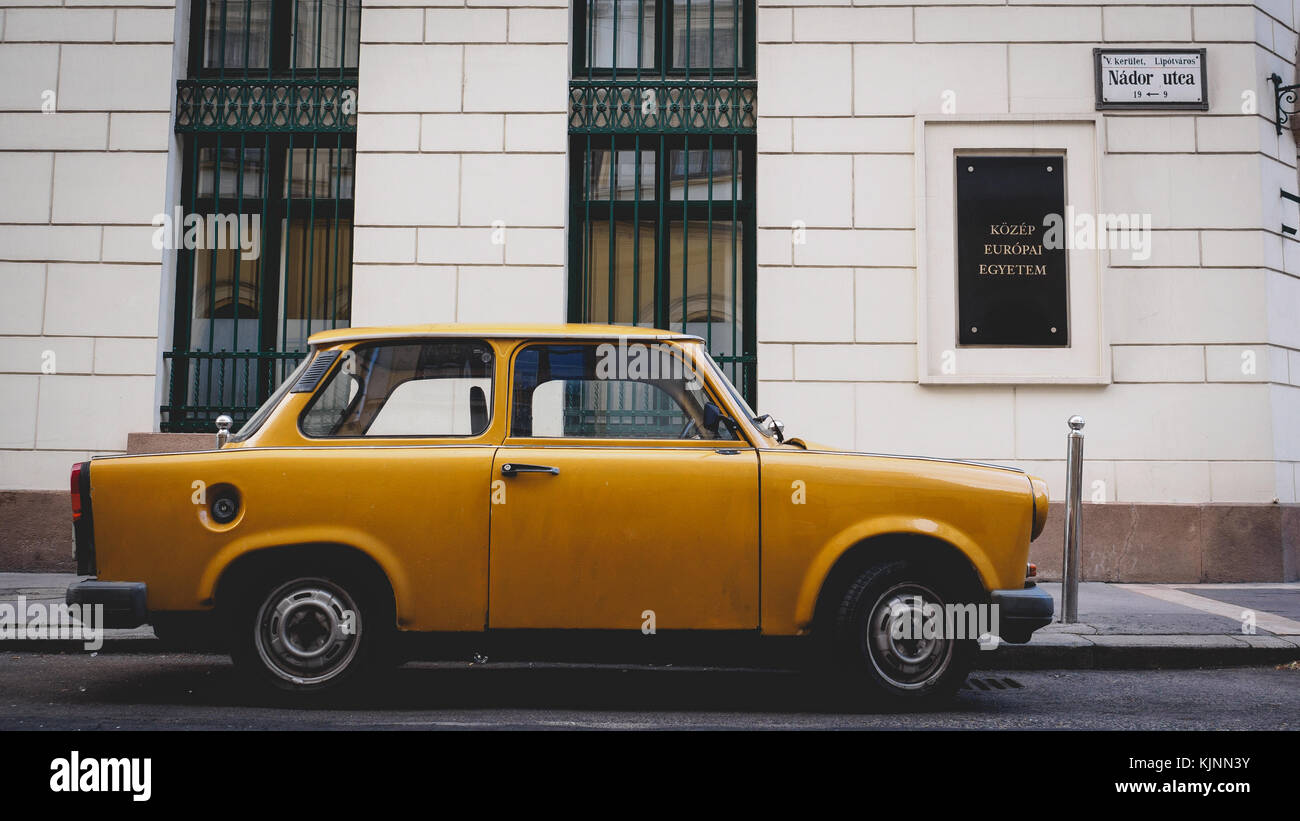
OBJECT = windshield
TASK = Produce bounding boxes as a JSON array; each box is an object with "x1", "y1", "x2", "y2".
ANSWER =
[
  {"x1": 692, "y1": 346, "x2": 790, "y2": 443},
  {"x1": 229, "y1": 354, "x2": 314, "y2": 443}
]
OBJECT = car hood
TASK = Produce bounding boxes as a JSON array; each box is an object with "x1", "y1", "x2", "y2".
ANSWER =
[{"x1": 780, "y1": 438, "x2": 1025, "y2": 475}]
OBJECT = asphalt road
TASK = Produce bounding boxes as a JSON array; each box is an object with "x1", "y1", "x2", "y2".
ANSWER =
[{"x1": 0, "y1": 652, "x2": 1296, "y2": 730}]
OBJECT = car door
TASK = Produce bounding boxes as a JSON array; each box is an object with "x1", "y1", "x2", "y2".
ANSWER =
[
  {"x1": 487, "y1": 340, "x2": 760, "y2": 631},
  {"x1": 291, "y1": 338, "x2": 502, "y2": 631}
]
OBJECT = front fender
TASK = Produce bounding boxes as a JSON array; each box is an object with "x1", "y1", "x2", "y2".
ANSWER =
[{"x1": 792, "y1": 515, "x2": 998, "y2": 632}]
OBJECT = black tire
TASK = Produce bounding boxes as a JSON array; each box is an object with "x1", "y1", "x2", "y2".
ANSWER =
[
  {"x1": 227, "y1": 560, "x2": 395, "y2": 696},
  {"x1": 830, "y1": 559, "x2": 978, "y2": 704}
]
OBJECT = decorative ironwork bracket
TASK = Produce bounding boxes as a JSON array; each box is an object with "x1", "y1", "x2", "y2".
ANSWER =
[
  {"x1": 1270, "y1": 73, "x2": 1300, "y2": 136},
  {"x1": 568, "y1": 81, "x2": 757, "y2": 135},
  {"x1": 176, "y1": 78, "x2": 358, "y2": 133}
]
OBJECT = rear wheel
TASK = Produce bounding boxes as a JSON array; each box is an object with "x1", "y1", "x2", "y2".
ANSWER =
[
  {"x1": 830, "y1": 559, "x2": 977, "y2": 704},
  {"x1": 228, "y1": 564, "x2": 393, "y2": 695}
]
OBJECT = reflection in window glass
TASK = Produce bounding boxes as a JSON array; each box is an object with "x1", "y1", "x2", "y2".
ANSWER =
[
  {"x1": 668, "y1": 148, "x2": 739, "y2": 200},
  {"x1": 585, "y1": 220, "x2": 657, "y2": 328},
  {"x1": 192, "y1": 248, "x2": 261, "y2": 323},
  {"x1": 294, "y1": 0, "x2": 361, "y2": 70},
  {"x1": 587, "y1": 149, "x2": 655, "y2": 201},
  {"x1": 198, "y1": 146, "x2": 267, "y2": 199},
  {"x1": 301, "y1": 342, "x2": 495, "y2": 437},
  {"x1": 204, "y1": 0, "x2": 272, "y2": 71},
  {"x1": 668, "y1": 220, "x2": 743, "y2": 358},
  {"x1": 672, "y1": 0, "x2": 742, "y2": 70},
  {"x1": 285, "y1": 146, "x2": 355, "y2": 199},
  {"x1": 588, "y1": 0, "x2": 656, "y2": 70},
  {"x1": 282, "y1": 217, "x2": 352, "y2": 321}
]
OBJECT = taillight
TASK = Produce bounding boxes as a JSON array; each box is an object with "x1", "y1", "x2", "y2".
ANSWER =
[
  {"x1": 70, "y1": 463, "x2": 83, "y2": 521},
  {"x1": 71, "y1": 460, "x2": 95, "y2": 574}
]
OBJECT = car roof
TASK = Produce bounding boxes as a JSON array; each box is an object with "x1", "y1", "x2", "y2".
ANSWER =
[{"x1": 308, "y1": 323, "x2": 705, "y2": 346}]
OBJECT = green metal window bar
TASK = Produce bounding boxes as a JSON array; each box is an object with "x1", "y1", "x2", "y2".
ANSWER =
[
  {"x1": 164, "y1": 0, "x2": 358, "y2": 432},
  {"x1": 568, "y1": 0, "x2": 758, "y2": 406}
]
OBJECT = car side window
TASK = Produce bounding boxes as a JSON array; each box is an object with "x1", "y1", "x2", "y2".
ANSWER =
[
  {"x1": 300, "y1": 341, "x2": 494, "y2": 437},
  {"x1": 510, "y1": 343, "x2": 737, "y2": 440}
]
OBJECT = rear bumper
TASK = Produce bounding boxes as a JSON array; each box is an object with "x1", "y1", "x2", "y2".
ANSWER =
[
  {"x1": 992, "y1": 584, "x2": 1055, "y2": 644},
  {"x1": 66, "y1": 579, "x2": 147, "y2": 629}
]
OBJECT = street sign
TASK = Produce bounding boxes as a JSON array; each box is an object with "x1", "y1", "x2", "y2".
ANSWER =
[{"x1": 1094, "y1": 49, "x2": 1208, "y2": 110}]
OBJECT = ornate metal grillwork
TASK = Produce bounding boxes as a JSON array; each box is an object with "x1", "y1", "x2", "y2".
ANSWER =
[
  {"x1": 569, "y1": 81, "x2": 756, "y2": 135},
  {"x1": 176, "y1": 78, "x2": 357, "y2": 133}
]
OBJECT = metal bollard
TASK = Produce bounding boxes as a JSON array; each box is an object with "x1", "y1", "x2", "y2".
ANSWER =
[{"x1": 1060, "y1": 415, "x2": 1085, "y2": 623}]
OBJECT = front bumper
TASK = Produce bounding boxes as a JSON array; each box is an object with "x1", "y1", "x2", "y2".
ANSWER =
[
  {"x1": 991, "y1": 584, "x2": 1054, "y2": 644},
  {"x1": 66, "y1": 579, "x2": 148, "y2": 629}
]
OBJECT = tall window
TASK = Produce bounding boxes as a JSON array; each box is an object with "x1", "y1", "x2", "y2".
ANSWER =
[
  {"x1": 166, "y1": 0, "x2": 359, "y2": 431},
  {"x1": 569, "y1": 0, "x2": 757, "y2": 404}
]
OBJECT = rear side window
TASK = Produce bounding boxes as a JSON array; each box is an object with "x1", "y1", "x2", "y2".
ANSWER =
[{"x1": 300, "y1": 341, "x2": 494, "y2": 437}]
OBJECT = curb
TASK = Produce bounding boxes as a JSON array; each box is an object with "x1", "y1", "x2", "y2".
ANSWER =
[{"x1": 976, "y1": 636, "x2": 1300, "y2": 670}]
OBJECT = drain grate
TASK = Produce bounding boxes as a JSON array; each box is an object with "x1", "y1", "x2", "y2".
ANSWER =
[{"x1": 962, "y1": 676, "x2": 1024, "y2": 691}]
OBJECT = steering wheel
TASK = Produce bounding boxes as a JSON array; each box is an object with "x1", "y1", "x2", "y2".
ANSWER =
[{"x1": 679, "y1": 417, "x2": 699, "y2": 439}]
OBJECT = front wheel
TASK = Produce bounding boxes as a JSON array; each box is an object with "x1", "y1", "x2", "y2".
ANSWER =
[
  {"x1": 830, "y1": 559, "x2": 978, "y2": 704},
  {"x1": 229, "y1": 567, "x2": 393, "y2": 695}
]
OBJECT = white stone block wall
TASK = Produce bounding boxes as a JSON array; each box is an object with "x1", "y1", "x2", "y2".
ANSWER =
[
  {"x1": 0, "y1": 0, "x2": 176, "y2": 490},
  {"x1": 350, "y1": 0, "x2": 570, "y2": 327},
  {"x1": 754, "y1": 0, "x2": 1300, "y2": 504},
  {"x1": 3, "y1": 0, "x2": 1298, "y2": 508}
]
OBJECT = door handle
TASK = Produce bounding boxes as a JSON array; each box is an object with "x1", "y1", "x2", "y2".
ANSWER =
[{"x1": 501, "y1": 463, "x2": 559, "y2": 477}]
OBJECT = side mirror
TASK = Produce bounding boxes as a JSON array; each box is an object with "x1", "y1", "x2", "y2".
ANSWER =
[
  {"x1": 753, "y1": 413, "x2": 785, "y2": 443},
  {"x1": 215, "y1": 414, "x2": 233, "y2": 448}
]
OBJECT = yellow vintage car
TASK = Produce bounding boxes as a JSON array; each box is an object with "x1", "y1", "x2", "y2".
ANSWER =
[{"x1": 67, "y1": 324, "x2": 1053, "y2": 701}]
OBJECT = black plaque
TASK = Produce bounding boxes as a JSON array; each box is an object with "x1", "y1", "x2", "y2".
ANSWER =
[{"x1": 956, "y1": 156, "x2": 1068, "y2": 347}]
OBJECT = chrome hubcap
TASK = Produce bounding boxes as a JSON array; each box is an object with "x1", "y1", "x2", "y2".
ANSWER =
[
  {"x1": 864, "y1": 583, "x2": 954, "y2": 691},
  {"x1": 255, "y1": 579, "x2": 360, "y2": 686}
]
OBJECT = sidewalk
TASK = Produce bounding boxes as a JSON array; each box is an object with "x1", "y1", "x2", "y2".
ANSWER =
[
  {"x1": 2, "y1": 573, "x2": 1298, "y2": 670},
  {"x1": 977, "y1": 581, "x2": 1300, "y2": 669}
]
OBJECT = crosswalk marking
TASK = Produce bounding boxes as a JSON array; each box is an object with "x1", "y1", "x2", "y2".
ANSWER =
[{"x1": 1123, "y1": 584, "x2": 1300, "y2": 636}]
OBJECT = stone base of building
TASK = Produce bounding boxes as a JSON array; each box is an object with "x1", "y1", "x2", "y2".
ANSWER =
[
  {"x1": 125, "y1": 432, "x2": 213, "y2": 454},
  {"x1": 0, "y1": 490, "x2": 74, "y2": 572},
  {"x1": 1029, "y1": 503, "x2": 1299, "y2": 583},
  {"x1": 0, "y1": 433, "x2": 214, "y2": 572}
]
